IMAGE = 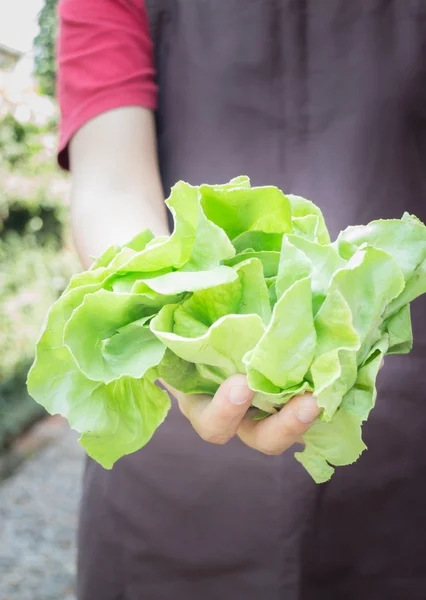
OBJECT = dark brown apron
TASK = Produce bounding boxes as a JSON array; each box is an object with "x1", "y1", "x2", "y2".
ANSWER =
[{"x1": 77, "y1": 2, "x2": 426, "y2": 599}]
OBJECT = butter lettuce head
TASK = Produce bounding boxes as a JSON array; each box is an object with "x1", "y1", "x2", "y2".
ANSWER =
[{"x1": 27, "y1": 176, "x2": 426, "y2": 482}]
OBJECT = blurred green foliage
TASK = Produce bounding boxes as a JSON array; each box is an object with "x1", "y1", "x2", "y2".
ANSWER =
[
  {"x1": 0, "y1": 192, "x2": 65, "y2": 248},
  {"x1": 0, "y1": 114, "x2": 58, "y2": 175},
  {"x1": 0, "y1": 115, "x2": 42, "y2": 169},
  {"x1": 34, "y1": 0, "x2": 59, "y2": 98},
  {"x1": 0, "y1": 112, "x2": 78, "y2": 451},
  {"x1": 0, "y1": 235, "x2": 77, "y2": 386}
]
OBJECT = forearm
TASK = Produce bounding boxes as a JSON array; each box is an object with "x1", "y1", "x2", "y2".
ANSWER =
[
  {"x1": 71, "y1": 185, "x2": 168, "y2": 269},
  {"x1": 69, "y1": 107, "x2": 168, "y2": 269}
]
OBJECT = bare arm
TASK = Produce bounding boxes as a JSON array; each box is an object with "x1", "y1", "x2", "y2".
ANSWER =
[{"x1": 69, "y1": 106, "x2": 168, "y2": 268}]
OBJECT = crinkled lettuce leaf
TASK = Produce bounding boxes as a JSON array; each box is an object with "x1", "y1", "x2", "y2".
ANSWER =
[
  {"x1": 63, "y1": 291, "x2": 166, "y2": 383},
  {"x1": 223, "y1": 250, "x2": 280, "y2": 278},
  {"x1": 338, "y1": 216, "x2": 426, "y2": 281},
  {"x1": 287, "y1": 194, "x2": 330, "y2": 244},
  {"x1": 27, "y1": 286, "x2": 170, "y2": 469},
  {"x1": 152, "y1": 309, "x2": 265, "y2": 381},
  {"x1": 201, "y1": 184, "x2": 292, "y2": 239},
  {"x1": 115, "y1": 181, "x2": 234, "y2": 273},
  {"x1": 311, "y1": 290, "x2": 360, "y2": 420},
  {"x1": 383, "y1": 305, "x2": 413, "y2": 355},
  {"x1": 151, "y1": 259, "x2": 269, "y2": 380},
  {"x1": 329, "y1": 246, "x2": 404, "y2": 363},
  {"x1": 296, "y1": 335, "x2": 389, "y2": 483},
  {"x1": 246, "y1": 277, "x2": 316, "y2": 390},
  {"x1": 232, "y1": 231, "x2": 284, "y2": 253}
]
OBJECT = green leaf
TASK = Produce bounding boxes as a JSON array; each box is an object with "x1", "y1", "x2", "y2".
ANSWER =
[
  {"x1": 31, "y1": 283, "x2": 104, "y2": 353},
  {"x1": 151, "y1": 259, "x2": 270, "y2": 378},
  {"x1": 383, "y1": 305, "x2": 413, "y2": 355},
  {"x1": 311, "y1": 350, "x2": 357, "y2": 421},
  {"x1": 66, "y1": 263, "x2": 119, "y2": 293},
  {"x1": 287, "y1": 194, "x2": 330, "y2": 244},
  {"x1": 67, "y1": 247, "x2": 139, "y2": 292},
  {"x1": 268, "y1": 280, "x2": 277, "y2": 306},
  {"x1": 294, "y1": 445, "x2": 335, "y2": 484},
  {"x1": 275, "y1": 237, "x2": 312, "y2": 300},
  {"x1": 223, "y1": 251, "x2": 280, "y2": 278},
  {"x1": 28, "y1": 290, "x2": 99, "y2": 417},
  {"x1": 140, "y1": 266, "x2": 238, "y2": 295},
  {"x1": 292, "y1": 215, "x2": 321, "y2": 242},
  {"x1": 114, "y1": 183, "x2": 235, "y2": 274},
  {"x1": 126, "y1": 229, "x2": 156, "y2": 252},
  {"x1": 250, "y1": 381, "x2": 312, "y2": 412},
  {"x1": 247, "y1": 277, "x2": 316, "y2": 389},
  {"x1": 157, "y1": 350, "x2": 218, "y2": 395},
  {"x1": 310, "y1": 290, "x2": 360, "y2": 419},
  {"x1": 108, "y1": 269, "x2": 173, "y2": 293},
  {"x1": 90, "y1": 244, "x2": 121, "y2": 270},
  {"x1": 182, "y1": 196, "x2": 236, "y2": 271},
  {"x1": 152, "y1": 309, "x2": 266, "y2": 380},
  {"x1": 329, "y1": 246, "x2": 404, "y2": 363},
  {"x1": 171, "y1": 258, "x2": 271, "y2": 337},
  {"x1": 63, "y1": 290, "x2": 166, "y2": 383},
  {"x1": 28, "y1": 286, "x2": 170, "y2": 469},
  {"x1": 281, "y1": 235, "x2": 345, "y2": 309},
  {"x1": 314, "y1": 290, "x2": 360, "y2": 357},
  {"x1": 200, "y1": 185, "x2": 292, "y2": 240},
  {"x1": 299, "y1": 407, "x2": 366, "y2": 477},
  {"x1": 342, "y1": 335, "x2": 389, "y2": 421},
  {"x1": 79, "y1": 371, "x2": 171, "y2": 469},
  {"x1": 337, "y1": 217, "x2": 426, "y2": 281},
  {"x1": 232, "y1": 231, "x2": 284, "y2": 253},
  {"x1": 114, "y1": 182, "x2": 200, "y2": 273},
  {"x1": 384, "y1": 258, "x2": 426, "y2": 319},
  {"x1": 297, "y1": 335, "x2": 389, "y2": 483},
  {"x1": 208, "y1": 175, "x2": 252, "y2": 191}
]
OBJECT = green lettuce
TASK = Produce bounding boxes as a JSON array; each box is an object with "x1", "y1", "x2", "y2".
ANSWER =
[{"x1": 27, "y1": 176, "x2": 426, "y2": 481}]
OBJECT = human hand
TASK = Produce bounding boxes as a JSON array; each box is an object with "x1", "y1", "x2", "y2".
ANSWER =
[{"x1": 161, "y1": 375, "x2": 321, "y2": 455}]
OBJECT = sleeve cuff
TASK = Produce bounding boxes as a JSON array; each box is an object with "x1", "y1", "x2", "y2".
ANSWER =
[{"x1": 58, "y1": 87, "x2": 157, "y2": 171}]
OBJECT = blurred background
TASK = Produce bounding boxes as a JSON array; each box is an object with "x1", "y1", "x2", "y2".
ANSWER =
[{"x1": 0, "y1": 2, "x2": 83, "y2": 598}]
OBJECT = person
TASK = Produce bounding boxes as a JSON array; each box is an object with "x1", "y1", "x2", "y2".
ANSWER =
[{"x1": 57, "y1": 1, "x2": 426, "y2": 599}]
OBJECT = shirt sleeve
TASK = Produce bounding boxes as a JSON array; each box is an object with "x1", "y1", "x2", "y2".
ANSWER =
[{"x1": 57, "y1": 0, "x2": 157, "y2": 170}]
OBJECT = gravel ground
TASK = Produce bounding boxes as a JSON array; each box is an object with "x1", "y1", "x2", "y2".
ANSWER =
[{"x1": 0, "y1": 427, "x2": 84, "y2": 600}]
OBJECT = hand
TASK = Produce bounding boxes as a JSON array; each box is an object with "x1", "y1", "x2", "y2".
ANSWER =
[{"x1": 162, "y1": 375, "x2": 321, "y2": 455}]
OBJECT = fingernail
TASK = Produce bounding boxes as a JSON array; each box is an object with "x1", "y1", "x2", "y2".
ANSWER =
[
  {"x1": 229, "y1": 385, "x2": 251, "y2": 405},
  {"x1": 295, "y1": 395, "x2": 321, "y2": 423}
]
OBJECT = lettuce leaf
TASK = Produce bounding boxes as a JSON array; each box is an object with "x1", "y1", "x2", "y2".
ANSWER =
[{"x1": 246, "y1": 277, "x2": 316, "y2": 389}]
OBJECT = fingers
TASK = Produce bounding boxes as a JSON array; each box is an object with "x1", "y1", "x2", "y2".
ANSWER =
[
  {"x1": 161, "y1": 376, "x2": 321, "y2": 455},
  {"x1": 164, "y1": 375, "x2": 254, "y2": 445},
  {"x1": 238, "y1": 393, "x2": 321, "y2": 455},
  {"x1": 188, "y1": 375, "x2": 254, "y2": 444}
]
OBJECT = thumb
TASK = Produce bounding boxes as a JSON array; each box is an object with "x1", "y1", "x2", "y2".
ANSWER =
[
  {"x1": 238, "y1": 393, "x2": 321, "y2": 455},
  {"x1": 187, "y1": 374, "x2": 254, "y2": 445}
]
